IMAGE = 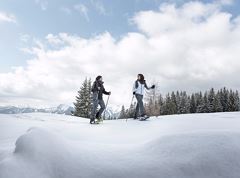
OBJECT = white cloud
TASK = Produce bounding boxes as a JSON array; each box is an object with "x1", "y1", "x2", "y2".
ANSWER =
[
  {"x1": 46, "y1": 34, "x2": 64, "y2": 45},
  {"x1": 74, "y1": 4, "x2": 90, "y2": 22},
  {"x1": 91, "y1": 0, "x2": 107, "y2": 15},
  {"x1": 1, "y1": 1, "x2": 240, "y2": 108},
  {"x1": 35, "y1": 0, "x2": 48, "y2": 11},
  {"x1": 0, "y1": 11, "x2": 16, "y2": 23}
]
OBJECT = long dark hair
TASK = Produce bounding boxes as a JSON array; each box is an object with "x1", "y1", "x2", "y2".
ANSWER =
[
  {"x1": 137, "y1": 74, "x2": 145, "y2": 84},
  {"x1": 138, "y1": 74, "x2": 144, "y2": 81}
]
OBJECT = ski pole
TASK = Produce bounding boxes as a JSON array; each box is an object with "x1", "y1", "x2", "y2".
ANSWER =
[
  {"x1": 103, "y1": 95, "x2": 110, "y2": 120},
  {"x1": 126, "y1": 95, "x2": 134, "y2": 122}
]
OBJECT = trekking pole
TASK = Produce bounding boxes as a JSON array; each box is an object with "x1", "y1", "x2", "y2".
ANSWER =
[
  {"x1": 126, "y1": 95, "x2": 135, "y2": 122},
  {"x1": 103, "y1": 95, "x2": 110, "y2": 120}
]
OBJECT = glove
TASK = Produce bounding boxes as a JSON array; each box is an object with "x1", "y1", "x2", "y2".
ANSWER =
[
  {"x1": 151, "y1": 85, "x2": 155, "y2": 89},
  {"x1": 133, "y1": 92, "x2": 136, "y2": 95}
]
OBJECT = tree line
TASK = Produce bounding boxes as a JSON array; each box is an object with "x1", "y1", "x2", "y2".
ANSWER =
[{"x1": 121, "y1": 87, "x2": 240, "y2": 118}]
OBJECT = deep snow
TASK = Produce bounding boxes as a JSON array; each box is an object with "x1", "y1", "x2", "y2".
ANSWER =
[{"x1": 1, "y1": 112, "x2": 240, "y2": 178}]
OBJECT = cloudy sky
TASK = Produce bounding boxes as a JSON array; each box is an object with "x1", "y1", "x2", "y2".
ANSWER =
[{"x1": 0, "y1": 0, "x2": 240, "y2": 109}]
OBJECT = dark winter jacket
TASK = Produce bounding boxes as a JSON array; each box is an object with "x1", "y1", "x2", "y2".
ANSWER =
[{"x1": 91, "y1": 80, "x2": 110, "y2": 100}]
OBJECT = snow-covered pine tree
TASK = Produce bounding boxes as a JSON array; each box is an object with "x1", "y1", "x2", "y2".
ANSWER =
[
  {"x1": 164, "y1": 93, "x2": 172, "y2": 115},
  {"x1": 119, "y1": 105, "x2": 126, "y2": 119},
  {"x1": 190, "y1": 94, "x2": 196, "y2": 113},
  {"x1": 179, "y1": 91, "x2": 190, "y2": 114},
  {"x1": 196, "y1": 92, "x2": 204, "y2": 113},
  {"x1": 170, "y1": 92, "x2": 177, "y2": 114},
  {"x1": 158, "y1": 94, "x2": 164, "y2": 115},
  {"x1": 201, "y1": 92, "x2": 210, "y2": 113},
  {"x1": 221, "y1": 87, "x2": 229, "y2": 112},
  {"x1": 176, "y1": 91, "x2": 181, "y2": 114},
  {"x1": 87, "y1": 78, "x2": 92, "y2": 117},
  {"x1": 214, "y1": 91, "x2": 223, "y2": 112},
  {"x1": 228, "y1": 90, "x2": 237, "y2": 112},
  {"x1": 208, "y1": 88, "x2": 215, "y2": 112},
  {"x1": 126, "y1": 102, "x2": 136, "y2": 118},
  {"x1": 73, "y1": 78, "x2": 92, "y2": 118},
  {"x1": 234, "y1": 91, "x2": 240, "y2": 111}
]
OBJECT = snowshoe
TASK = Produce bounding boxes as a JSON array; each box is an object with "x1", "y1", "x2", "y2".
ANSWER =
[
  {"x1": 90, "y1": 120, "x2": 95, "y2": 124},
  {"x1": 137, "y1": 115, "x2": 150, "y2": 121},
  {"x1": 96, "y1": 116, "x2": 103, "y2": 123}
]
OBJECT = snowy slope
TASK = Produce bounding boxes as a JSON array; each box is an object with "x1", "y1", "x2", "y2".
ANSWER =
[{"x1": 1, "y1": 112, "x2": 240, "y2": 178}]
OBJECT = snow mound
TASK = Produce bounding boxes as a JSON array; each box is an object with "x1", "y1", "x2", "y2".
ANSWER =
[
  {"x1": 140, "y1": 132, "x2": 240, "y2": 178},
  {"x1": 0, "y1": 128, "x2": 73, "y2": 178},
  {"x1": 1, "y1": 127, "x2": 240, "y2": 178},
  {"x1": 14, "y1": 127, "x2": 68, "y2": 157}
]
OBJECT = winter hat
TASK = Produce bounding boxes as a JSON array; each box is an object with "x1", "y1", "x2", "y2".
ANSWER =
[
  {"x1": 96, "y1": 75, "x2": 102, "y2": 81},
  {"x1": 138, "y1": 74, "x2": 144, "y2": 81}
]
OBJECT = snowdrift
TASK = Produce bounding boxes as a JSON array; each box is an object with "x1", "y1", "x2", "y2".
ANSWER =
[{"x1": 1, "y1": 125, "x2": 240, "y2": 178}]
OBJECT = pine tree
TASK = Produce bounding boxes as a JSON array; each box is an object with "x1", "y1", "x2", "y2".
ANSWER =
[
  {"x1": 119, "y1": 105, "x2": 126, "y2": 119},
  {"x1": 214, "y1": 91, "x2": 223, "y2": 112},
  {"x1": 170, "y1": 92, "x2": 177, "y2": 114},
  {"x1": 201, "y1": 92, "x2": 210, "y2": 113},
  {"x1": 196, "y1": 92, "x2": 204, "y2": 113},
  {"x1": 208, "y1": 88, "x2": 215, "y2": 112},
  {"x1": 221, "y1": 87, "x2": 229, "y2": 112},
  {"x1": 228, "y1": 90, "x2": 237, "y2": 112},
  {"x1": 234, "y1": 91, "x2": 240, "y2": 111},
  {"x1": 165, "y1": 93, "x2": 172, "y2": 115},
  {"x1": 73, "y1": 78, "x2": 92, "y2": 118},
  {"x1": 190, "y1": 94, "x2": 196, "y2": 113},
  {"x1": 127, "y1": 102, "x2": 136, "y2": 118},
  {"x1": 176, "y1": 91, "x2": 181, "y2": 114},
  {"x1": 158, "y1": 94, "x2": 164, "y2": 115},
  {"x1": 179, "y1": 91, "x2": 189, "y2": 114}
]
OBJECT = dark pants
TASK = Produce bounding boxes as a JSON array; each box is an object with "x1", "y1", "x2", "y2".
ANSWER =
[
  {"x1": 91, "y1": 92, "x2": 106, "y2": 120},
  {"x1": 135, "y1": 94, "x2": 145, "y2": 117}
]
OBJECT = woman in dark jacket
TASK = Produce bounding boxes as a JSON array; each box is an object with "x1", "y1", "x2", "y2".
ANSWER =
[{"x1": 90, "y1": 75, "x2": 111, "y2": 124}]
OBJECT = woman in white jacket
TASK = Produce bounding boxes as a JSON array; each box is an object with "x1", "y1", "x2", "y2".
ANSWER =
[{"x1": 133, "y1": 74, "x2": 155, "y2": 119}]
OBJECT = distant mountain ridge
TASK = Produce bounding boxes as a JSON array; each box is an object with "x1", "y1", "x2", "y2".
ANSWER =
[
  {"x1": 0, "y1": 104, "x2": 74, "y2": 115},
  {"x1": 0, "y1": 104, "x2": 120, "y2": 119}
]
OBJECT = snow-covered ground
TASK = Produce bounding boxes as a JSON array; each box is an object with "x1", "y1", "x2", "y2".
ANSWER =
[{"x1": 1, "y1": 112, "x2": 240, "y2": 178}]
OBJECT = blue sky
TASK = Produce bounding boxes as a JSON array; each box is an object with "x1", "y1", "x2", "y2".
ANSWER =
[
  {"x1": 1, "y1": 0, "x2": 240, "y2": 107},
  {"x1": 1, "y1": 0, "x2": 239, "y2": 72},
  {"x1": 0, "y1": 0, "x2": 159, "y2": 71}
]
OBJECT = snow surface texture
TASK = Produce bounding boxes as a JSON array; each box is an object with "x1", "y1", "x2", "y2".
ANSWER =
[{"x1": 1, "y1": 112, "x2": 240, "y2": 178}]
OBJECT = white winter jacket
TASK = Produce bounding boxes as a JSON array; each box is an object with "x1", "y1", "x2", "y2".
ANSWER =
[{"x1": 133, "y1": 80, "x2": 150, "y2": 96}]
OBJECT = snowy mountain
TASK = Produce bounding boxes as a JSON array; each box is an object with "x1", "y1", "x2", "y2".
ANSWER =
[
  {"x1": 1, "y1": 112, "x2": 240, "y2": 178},
  {"x1": 103, "y1": 106, "x2": 120, "y2": 119},
  {"x1": 0, "y1": 105, "x2": 119, "y2": 118},
  {"x1": 0, "y1": 106, "x2": 37, "y2": 114},
  {"x1": 0, "y1": 104, "x2": 74, "y2": 115}
]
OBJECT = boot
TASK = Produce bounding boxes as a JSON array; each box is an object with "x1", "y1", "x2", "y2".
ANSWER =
[{"x1": 90, "y1": 118, "x2": 95, "y2": 124}]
